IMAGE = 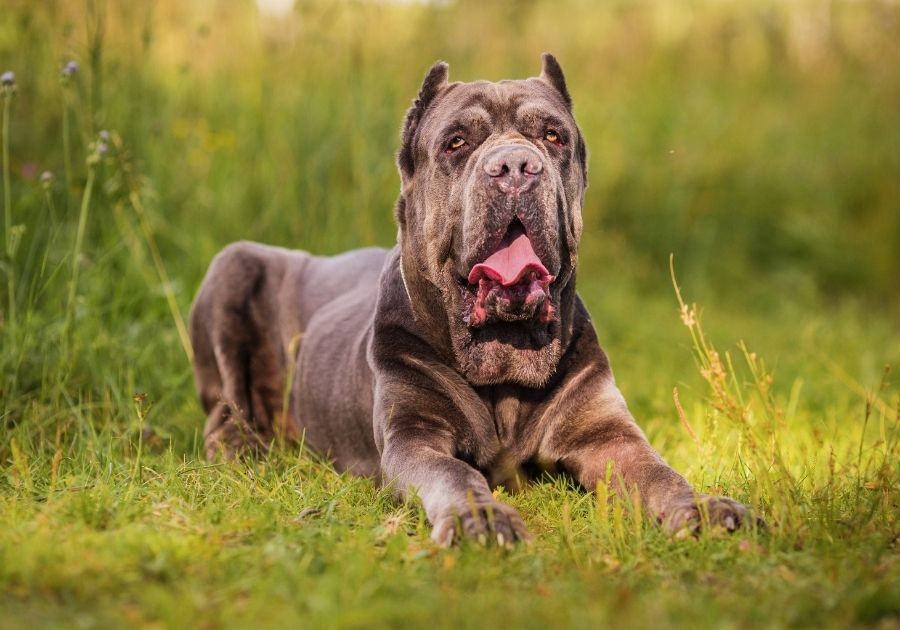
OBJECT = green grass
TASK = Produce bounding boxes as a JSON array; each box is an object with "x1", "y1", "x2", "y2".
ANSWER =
[{"x1": 1, "y1": 1, "x2": 899, "y2": 627}]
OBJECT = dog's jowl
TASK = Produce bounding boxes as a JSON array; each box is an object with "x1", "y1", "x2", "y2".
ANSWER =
[{"x1": 190, "y1": 54, "x2": 753, "y2": 545}]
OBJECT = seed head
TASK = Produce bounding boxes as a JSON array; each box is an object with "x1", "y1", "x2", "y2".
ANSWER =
[
  {"x1": 87, "y1": 133, "x2": 110, "y2": 166},
  {"x1": 88, "y1": 130, "x2": 113, "y2": 160}
]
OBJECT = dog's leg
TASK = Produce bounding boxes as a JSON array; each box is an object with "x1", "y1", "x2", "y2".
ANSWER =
[
  {"x1": 545, "y1": 369, "x2": 754, "y2": 535},
  {"x1": 381, "y1": 429, "x2": 532, "y2": 546},
  {"x1": 190, "y1": 242, "x2": 298, "y2": 460},
  {"x1": 539, "y1": 315, "x2": 755, "y2": 535},
  {"x1": 373, "y1": 354, "x2": 532, "y2": 546}
]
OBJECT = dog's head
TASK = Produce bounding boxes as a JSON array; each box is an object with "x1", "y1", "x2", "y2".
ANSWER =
[{"x1": 395, "y1": 54, "x2": 587, "y2": 388}]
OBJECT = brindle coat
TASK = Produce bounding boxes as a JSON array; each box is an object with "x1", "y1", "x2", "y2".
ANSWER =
[{"x1": 190, "y1": 55, "x2": 753, "y2": 545}]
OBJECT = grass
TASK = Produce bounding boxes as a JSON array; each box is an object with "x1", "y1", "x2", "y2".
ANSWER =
[{"x1": 1, "y1": 0, "x2": 899, "y2": 627}]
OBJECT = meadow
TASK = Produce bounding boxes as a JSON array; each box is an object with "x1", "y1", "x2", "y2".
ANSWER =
[{"x1": 1, "y1": 1, "x2": 898, "y2": 627}]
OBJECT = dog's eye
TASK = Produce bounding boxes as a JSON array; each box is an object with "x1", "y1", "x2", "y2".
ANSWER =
[
  {"x1": 544, "y1": 129, "x2": 560, "y2": 143},
  {"x1": 446, "y1": 136, "x2": 466, "y2": 153}
]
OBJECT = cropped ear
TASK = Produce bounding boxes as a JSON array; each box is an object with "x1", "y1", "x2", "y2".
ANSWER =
[
  {"x1": 539, "y1": 53, "x2": 571, "y2": 109},
  {"x1": 397, "y1": 61, "x2": 450, "y2": 178}
]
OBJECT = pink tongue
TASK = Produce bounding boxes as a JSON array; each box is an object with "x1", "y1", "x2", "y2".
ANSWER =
[{"x1": 468, "y1": 230, "x2": 550, "y2": 286}]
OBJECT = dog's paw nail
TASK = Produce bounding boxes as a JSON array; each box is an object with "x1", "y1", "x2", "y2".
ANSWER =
[
  {"x1": 497, "y1": 533, "x2": 506, "y2": 547},
  {"x1": 442, "y1": 528, "x2": 455, "y2": 547},
  {"x1": 674, "y1": 526, "x2": 693, "y2": 541},
  {"x1": 477, "y1": 533, "x2": 488, "y2": 546}
]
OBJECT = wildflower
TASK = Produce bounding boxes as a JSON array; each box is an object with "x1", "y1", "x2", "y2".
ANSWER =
[
  {"x1": 61, "y1": 61, "x2": 79, "y2": 84},
  {"x1": 0, "y1": 71, "x2": 14, "y2": 87},
  {"x1": 87, "y1": 132, "x2": 111, "y2": 165},
  {"x1": 40, "y1": 171, "x2": 54, "y2": 190}
]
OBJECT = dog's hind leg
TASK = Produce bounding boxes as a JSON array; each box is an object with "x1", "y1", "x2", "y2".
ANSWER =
[{"x1": 190, "y1": 242, "x2": 303, "y2": 460}]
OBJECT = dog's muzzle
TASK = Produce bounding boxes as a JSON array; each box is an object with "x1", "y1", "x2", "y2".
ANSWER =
[{"x1": 465, "y1": 220, "x2": 555, "y2": 327}]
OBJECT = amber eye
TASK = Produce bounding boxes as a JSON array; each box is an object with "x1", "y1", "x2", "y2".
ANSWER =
[
  {"x1": 447, "y1": 136, "x2": 466, "y2": 152},
  {"x1": 544, "y1": 129, "x2": 560, "y2": 143}
]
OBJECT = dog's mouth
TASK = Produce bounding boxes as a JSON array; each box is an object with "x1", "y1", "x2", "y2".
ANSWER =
[{"x1": 463, "y1": 219, "x2": 556, "y2": 328}]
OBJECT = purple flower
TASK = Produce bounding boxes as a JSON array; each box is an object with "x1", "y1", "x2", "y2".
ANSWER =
[
  {"x1": 97, "y1": 141, "x2": 109, "y2": 156},
  {"x1": 0, "y1": 71, "x2": 14, "y2": 87},
  {"x1": 98, "y1": 130, "x2": 110, "y2": 142},
  {"x1": 61, "y1": 61, "x2": 79, "y2": 81}
]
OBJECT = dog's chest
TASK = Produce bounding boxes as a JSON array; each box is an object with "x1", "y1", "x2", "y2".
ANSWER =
[
  {"x1": 477, "y1": 386, "x2": 555, "y2": 490},
  {"x1": 490, "y1": 389, "x2": 521, "y2": 444}
]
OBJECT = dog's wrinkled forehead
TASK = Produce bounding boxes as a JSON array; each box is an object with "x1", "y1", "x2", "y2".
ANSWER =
[
  {"x1": 397, "y1": 55, "x2": 580, "y2": 180},
  {"x1": 420, "y1": 78, "x2": 572, "y2": 145}
]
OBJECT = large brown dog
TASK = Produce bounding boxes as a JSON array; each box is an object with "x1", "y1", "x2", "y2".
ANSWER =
[{"x1": 190, "y1": 55, "x2": 753, "y2": 545}]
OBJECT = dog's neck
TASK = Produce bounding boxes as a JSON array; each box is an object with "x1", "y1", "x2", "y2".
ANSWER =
[{"x1": 395, "y1": 244, "x2": 457, "y2": 359}]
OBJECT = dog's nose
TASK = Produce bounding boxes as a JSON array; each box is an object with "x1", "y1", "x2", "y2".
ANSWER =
[{"x1": 483, "y1": 145, "x2": 543, "y2": 194}]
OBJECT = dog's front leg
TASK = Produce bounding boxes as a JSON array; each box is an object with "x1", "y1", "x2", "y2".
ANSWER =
[
  {"x1": 381, "y1": 429, "x2": 532, "y2": 546},
  {"x1": 547, "y1": 374, "x2": 754, "y2": 535},
  {"x1": 565, "y1": 430, "x2": 752, "y2": 534}
]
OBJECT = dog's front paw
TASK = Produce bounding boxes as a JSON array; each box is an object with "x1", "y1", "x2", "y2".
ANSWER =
[
  {"x1": 431, "y1": 499, "x2": 533, "y2": 548},
  {"x1": 659, "y1": 494, "x2": 760, "y2": 536}
]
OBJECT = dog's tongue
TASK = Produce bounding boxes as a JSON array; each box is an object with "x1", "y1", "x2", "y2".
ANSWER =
[{"x1": 468, "y1": 227, "x2": 551, "y2": 286}]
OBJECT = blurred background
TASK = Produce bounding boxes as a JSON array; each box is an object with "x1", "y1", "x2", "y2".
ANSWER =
[{"x1": 0, "y1": 0, "x2": 898, "y2": 443}]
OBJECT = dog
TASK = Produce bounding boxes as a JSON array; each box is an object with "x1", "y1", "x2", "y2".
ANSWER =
[{"x1": 190, "y1": 54, "x2": 753, "y2": 545}]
